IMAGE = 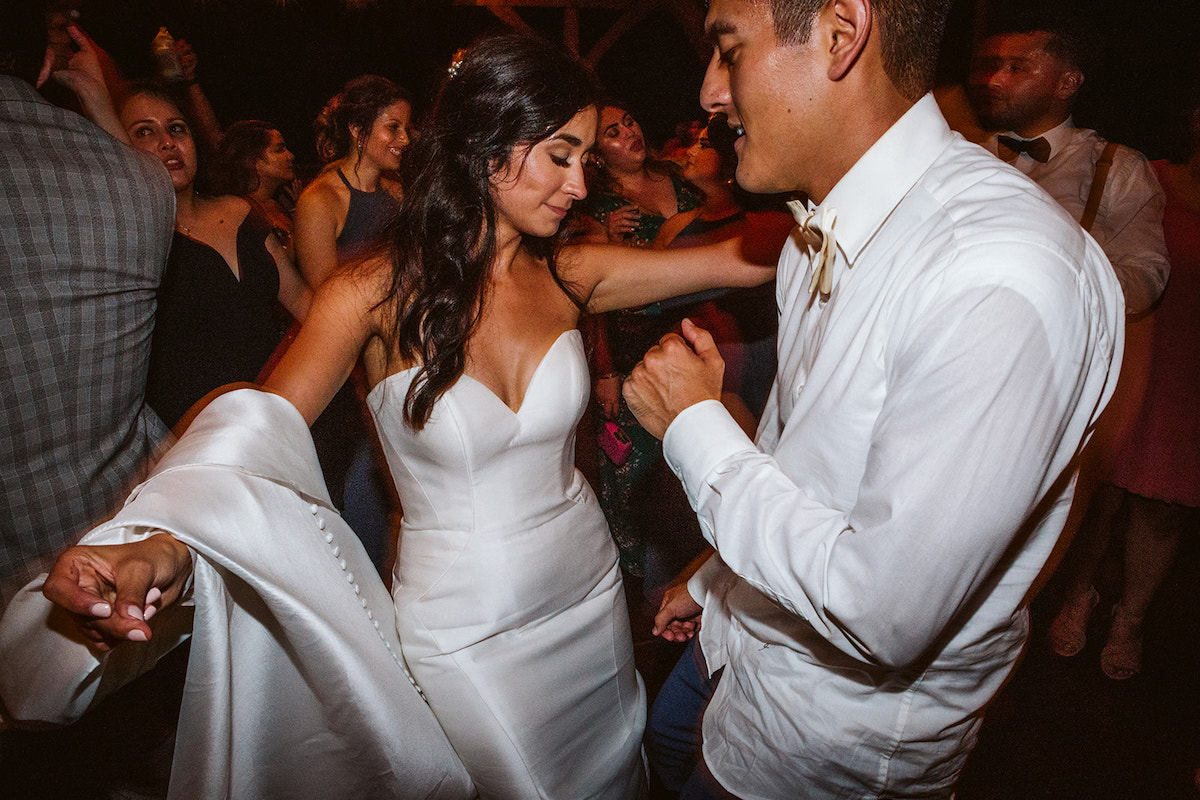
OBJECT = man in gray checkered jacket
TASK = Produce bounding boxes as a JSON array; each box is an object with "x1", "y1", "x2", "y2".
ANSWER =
[
  {"x1": 0, "y1": 2, "x2": 174, "y2": 616},
  {"x1": 1, "y1": 2, "x2": 178, "y2": 795}
]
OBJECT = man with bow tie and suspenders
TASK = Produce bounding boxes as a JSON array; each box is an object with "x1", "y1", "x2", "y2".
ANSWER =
[
  {"x1": 969, "y1": 7, "x2": 1174, "y2": 681},
  {"x1": 968, "y1": 7, "x2": 1169, "y2": 316}
]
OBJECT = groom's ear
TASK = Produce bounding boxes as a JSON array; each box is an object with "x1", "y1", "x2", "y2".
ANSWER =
[{"x1": 825, "y1": 0, "x2": 872, "y2": 83}]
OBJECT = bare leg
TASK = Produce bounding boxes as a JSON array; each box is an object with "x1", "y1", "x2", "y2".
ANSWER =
[
  {"x1": 1048, "y1": 483, "x2": 1126, "y2": 656},
  {"x1": 1101, "y1": 493, "x2": 1187, "y2": 679}
]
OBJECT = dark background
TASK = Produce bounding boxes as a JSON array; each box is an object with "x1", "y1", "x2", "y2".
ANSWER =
[{"x1": 68, "y1": 0, "x2": 1200, "y2": 169}]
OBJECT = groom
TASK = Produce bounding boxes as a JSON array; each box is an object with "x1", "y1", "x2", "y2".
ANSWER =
[{"x1": 623, "y1": 0, "x2": 1124, "y2": 797}]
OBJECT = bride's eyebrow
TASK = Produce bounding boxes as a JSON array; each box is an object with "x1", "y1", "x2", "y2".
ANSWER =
[{"x1": 553, "y1": 133, "x2": 587, "y2": 146}]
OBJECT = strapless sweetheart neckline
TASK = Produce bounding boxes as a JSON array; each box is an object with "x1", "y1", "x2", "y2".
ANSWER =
[{"x1": 369, "y1": 328, "x2": 580, "y2": 416}]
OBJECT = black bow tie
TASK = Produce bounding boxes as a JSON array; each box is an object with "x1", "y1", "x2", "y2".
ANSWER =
[{"x1": 997, "y1": 135, "x2": 1051, "y2": 163}]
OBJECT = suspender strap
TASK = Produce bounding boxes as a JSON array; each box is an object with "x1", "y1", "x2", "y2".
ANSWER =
[{"x1": 1080, "y1": 141, "x2": 1120, "y2": 232}]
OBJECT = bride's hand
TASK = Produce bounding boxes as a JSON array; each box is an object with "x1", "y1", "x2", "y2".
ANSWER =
[{"x1": 42, "y1": 532, "x2": 193, "y2": 652}]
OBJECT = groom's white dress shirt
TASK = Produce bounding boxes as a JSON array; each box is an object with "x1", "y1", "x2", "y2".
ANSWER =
[
  {"x1": 666, "y1": 95, "x2": 1124, "y2": 798},
  {"x1": 985, "y1": 117, "x2": 1169, "y2": 315}
]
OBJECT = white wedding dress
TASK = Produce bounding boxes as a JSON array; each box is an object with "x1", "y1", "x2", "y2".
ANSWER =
[
  {"x1": 0, "y1": 332, "x2": 645, "y2": 799},
  {"x1": 368, "y1": 328, "x2": 647, "y2": 799}
]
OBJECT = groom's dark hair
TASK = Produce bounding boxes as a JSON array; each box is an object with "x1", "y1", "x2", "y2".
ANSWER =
[{"x1": 767, "y1": 0, "x2": 952, "y2": 101}]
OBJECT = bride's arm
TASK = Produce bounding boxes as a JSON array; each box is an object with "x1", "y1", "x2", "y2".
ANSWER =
[
  {"x1": 41, "y1": 261, "x2": 389, "y2": 648},
  {"x1": 262, "y1": 257, "x2": 389, "y2": 424},
  {"x1": 561, "y1": 231, "x2": 784, "y2": 314}
]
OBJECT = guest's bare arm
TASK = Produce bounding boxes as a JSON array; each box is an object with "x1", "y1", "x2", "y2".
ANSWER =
[
  {"x1": 293, "y1": 180, "x2": 345, "y2": 288},
  {"x1": 49, "y1": 25, "x2": 129, "y2": 144},
  {"x1": 561, "y1": 234, "x2": 780, "y2": 314},
  {"x1": 262, "y1": 259, "x2": 387, "y2": 424},
  {"x1": 267, "y1": 232, "x2": 314, "y2": 322}
]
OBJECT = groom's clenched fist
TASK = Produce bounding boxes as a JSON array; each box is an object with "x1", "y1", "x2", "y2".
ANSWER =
[{"x1": 623, "y1": 318, "x2": 725, "y2": 440}]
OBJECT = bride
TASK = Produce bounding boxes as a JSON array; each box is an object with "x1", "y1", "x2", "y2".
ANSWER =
[{"x1": 20, "y1": 33, "x2": 776, "y2": 798}]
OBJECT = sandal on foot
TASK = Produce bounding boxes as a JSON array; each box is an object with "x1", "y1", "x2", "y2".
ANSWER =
[
  {"x1": 1048, "y1": 586, "x2": 1100, "y2": 657},
  {"x1": 1101, "y1": 604, "x2": 1143, "y2": 680}
]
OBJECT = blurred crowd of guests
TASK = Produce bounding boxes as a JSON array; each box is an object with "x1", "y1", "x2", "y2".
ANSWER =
[{"x1": 2, "y1": 0, "x2": 1199, "y2": 796}]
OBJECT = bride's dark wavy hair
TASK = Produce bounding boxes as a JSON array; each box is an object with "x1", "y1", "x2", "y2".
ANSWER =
[{"x1": 384, "y1": 33, "x2": 598, "y2": 429}]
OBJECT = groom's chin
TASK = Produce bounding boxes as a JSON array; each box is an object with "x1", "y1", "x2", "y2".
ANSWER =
[{"x1": 735, "y1": 159, "x2": 785, "y2": 196}]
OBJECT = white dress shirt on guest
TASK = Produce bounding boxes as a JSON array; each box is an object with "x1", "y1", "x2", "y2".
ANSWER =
[
  {"x1": 667, "y1": 95, "x2": 1124, "y2": 799},
  {"x1": 986, "y1": 118, "x2": 1169, "y2": 314}
]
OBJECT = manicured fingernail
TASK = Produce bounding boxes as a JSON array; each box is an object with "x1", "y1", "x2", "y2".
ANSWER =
[
  {"x1": 90, "y1": 602, "x2": 111, "y2": 617},
  {"x1": 125, "y1": 605, "x2": 144, "y2": 622},
  {"x1": 146, "y1": 587, "x2": 162, "y2": 604},
  {"x1": 143, "y1": 604, "x2": 157, "y2": 621},
  {"x1": 127, "y1": 629, "x2": 148, "y2": 642}
]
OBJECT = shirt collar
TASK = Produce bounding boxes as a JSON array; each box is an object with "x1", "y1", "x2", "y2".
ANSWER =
[
  {"x1": 816, "y1": 94, "x2": 955, "y2": 266},
  {"x1": 1037, "y1": 116, "x2": 1076, "y2": 159}
]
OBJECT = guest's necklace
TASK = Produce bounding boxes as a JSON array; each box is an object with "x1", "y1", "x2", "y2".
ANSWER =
[{"x1": 176, "y1": 195, "x2": 212, "y2": 237}]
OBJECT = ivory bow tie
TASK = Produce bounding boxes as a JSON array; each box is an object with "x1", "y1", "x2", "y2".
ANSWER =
[{"x1": 786, "y1": 199, "x2": 838, "y2": 298}]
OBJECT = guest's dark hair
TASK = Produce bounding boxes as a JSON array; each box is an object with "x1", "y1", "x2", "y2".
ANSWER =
[
  {"x1": 1166, "y1": 77, "x2": 1200, "y2": 165},
  {"x1": 767, "y1": 0, "x2": 951, "y2": 101},
  {"x1": 313, "y1": 75, "x2": 412, "y2": 164},
  {"x1": 0, "y1": 0, "x2": 48, "y2": 83},
  {"x1": 383, "y1": 33, "x2": 598, "y2": 429},
  {"x1": 209, "y1": 120, "x2": 277, "y2": 196},
  {"x1": 120, "y1": 80, "x2": 186, "y2": 115}
]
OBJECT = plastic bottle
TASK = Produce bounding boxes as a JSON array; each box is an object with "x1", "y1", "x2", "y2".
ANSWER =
[{"x1": 152, "y1": 27, "x2": 183, "y2": 82}]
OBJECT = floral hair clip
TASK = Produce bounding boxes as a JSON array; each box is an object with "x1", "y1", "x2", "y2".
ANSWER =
[{"x1": 447, "y1": 49, "x2": 466, "y2": 80}]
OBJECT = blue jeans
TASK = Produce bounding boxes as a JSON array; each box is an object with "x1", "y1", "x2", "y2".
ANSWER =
[
  {"x1": 646, "y1": 639, "x2": 740, "y2": 799},
  {"x1": 341, "y1": 437, "x2": 393, "y2": 576}
]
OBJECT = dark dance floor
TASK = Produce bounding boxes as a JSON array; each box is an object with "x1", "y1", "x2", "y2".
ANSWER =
[{"x1": 633, "y1": 533, "x2": 1200, "y2": 799}]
